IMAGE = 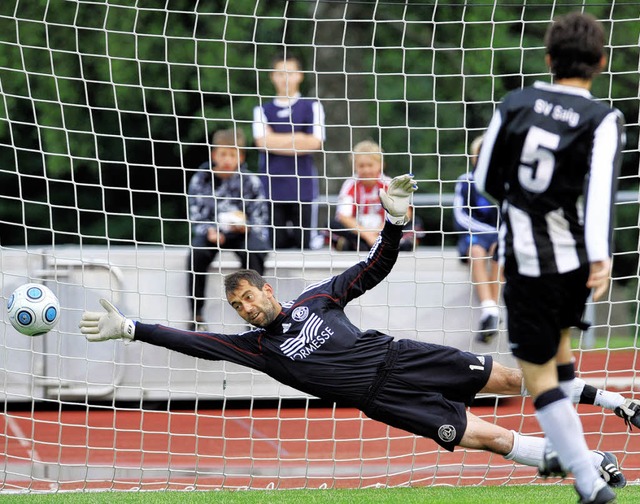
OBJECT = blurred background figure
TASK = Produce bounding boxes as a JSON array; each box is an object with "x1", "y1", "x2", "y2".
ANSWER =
[
  {"x1": 453, "y1": 135, "x2": 501, "y2": 343},
  {"x1": 186, "y1": 128, "x2": 269, "y2": 331},
  {"x1": 330, "y1": 140, "x2": 422, "y2": 252},
  {"x1": 252, "y1": 52, "x2": 325, "y2": 250}
]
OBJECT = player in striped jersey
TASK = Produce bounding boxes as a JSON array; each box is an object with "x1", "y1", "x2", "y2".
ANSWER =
[{"x1": 474, "y1": 12, "x2": 625, "y2": 504}]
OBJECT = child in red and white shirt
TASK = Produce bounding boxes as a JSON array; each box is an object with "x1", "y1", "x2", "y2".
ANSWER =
[{"x1": 331, "y1": 140, "x2": 419, "y2": 251}]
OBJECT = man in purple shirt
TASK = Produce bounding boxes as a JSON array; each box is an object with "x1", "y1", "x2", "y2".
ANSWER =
[{"x1": 252, "y1": 53, "x2": 325, "y2": 250}]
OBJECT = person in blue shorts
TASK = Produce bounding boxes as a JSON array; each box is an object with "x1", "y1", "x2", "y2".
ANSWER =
[{"x1": 453, "y1": 135, "x2": 501, "y2": 342}]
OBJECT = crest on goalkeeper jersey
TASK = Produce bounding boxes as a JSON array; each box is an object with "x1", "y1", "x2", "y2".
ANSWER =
[{"x1": 292, "y1": 306, "x2": 309, "y2": 322}]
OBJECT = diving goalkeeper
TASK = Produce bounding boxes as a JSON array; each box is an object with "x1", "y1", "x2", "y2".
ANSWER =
[{"x1": 79, "y1": 174, "x2": 634, "y2": 487}]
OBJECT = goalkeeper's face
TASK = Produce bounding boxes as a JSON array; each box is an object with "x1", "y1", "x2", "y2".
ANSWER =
[{"x1": 227, "y1": 280, "x2": 281, "y2": 328}]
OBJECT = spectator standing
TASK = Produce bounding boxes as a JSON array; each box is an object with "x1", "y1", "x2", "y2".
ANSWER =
[
  {"x1": 252, "y1": 53, "x2": 325, "y2": 250},
  {"x1": 186, "y1": 129, "x2": 269, "y2": 331}
]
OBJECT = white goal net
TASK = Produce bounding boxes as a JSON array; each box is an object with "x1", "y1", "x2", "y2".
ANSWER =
[{"x1": 0, "y1": 0, "x2": 639, "y2": 493}]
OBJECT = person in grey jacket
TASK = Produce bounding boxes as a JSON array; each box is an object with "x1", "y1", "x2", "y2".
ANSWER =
[{"x1": 186, "y1": 128, "x2": 269, "y2": 331}]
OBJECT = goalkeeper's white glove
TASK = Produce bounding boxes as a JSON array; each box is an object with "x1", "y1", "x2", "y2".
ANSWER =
[
  {"x1": 78, "y1": 298, "x2": 136, "y2": 342},
  {"x1": 379, "y1": 173, "x2": 418, "y2": 225}
]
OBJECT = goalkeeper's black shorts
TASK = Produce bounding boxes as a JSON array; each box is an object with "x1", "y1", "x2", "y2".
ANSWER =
[{"x1": 360, "y1": 339, "x2": 493, "y2": 452}]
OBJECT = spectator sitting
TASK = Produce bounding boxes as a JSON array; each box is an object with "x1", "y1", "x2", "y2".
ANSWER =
[
  {"x1": 330, "y1": 140, "x2": 421, "y2": 252},
  {"x1": 453, "y1": 134, "x2": 501, "y2": 343},
  {"x1": 186, "y1": 128, "x2": 269, "y2": 331}
]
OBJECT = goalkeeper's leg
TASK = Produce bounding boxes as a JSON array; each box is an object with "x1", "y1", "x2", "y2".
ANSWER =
[
  {"x1": 571, "y1": 376, "x2": 640, "y2": 429},
  {"x1": 460, "y1": 412, "x2": 625, "y2": 488},
  {"x1": 482, "y1": 361, "x2": 640, "y2": 429}
]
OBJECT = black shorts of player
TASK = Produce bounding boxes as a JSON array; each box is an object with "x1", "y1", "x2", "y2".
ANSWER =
[
  {"x1": 360, "y1": 339, "x2": 493, "y2": 452},
  {"x1": 504, "y1": 265, "x2": 590, "y2": 365}
]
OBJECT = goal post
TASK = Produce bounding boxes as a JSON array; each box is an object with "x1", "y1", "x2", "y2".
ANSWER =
[{"x1": 0, "y1": 0, "x2": 639, "y2": 492}]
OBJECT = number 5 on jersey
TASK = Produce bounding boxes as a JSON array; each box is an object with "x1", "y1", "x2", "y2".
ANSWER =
[{"x1": 518, "y1": 126, "x2": 560, "y2": 193}]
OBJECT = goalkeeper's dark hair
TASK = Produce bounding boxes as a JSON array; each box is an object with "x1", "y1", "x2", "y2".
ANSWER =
[
  {"x1": 544, "y1": 12, "x2": 605, "y2": 80},
  {"x1": 224, "y1": 269, "x2": 267, "y2": 294}
]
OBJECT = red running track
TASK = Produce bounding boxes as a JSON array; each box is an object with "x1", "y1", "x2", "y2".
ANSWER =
[{"x1": 1, "y1": 349, "x2": 639, "y2": 492}]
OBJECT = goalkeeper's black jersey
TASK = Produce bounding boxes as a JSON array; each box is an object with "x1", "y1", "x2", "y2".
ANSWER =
[
  {"x1": 474, "y1": 81, "x2": 625, "y2": 277},
  {"x1": 134, "y1": 221, "x2": 404, "y2": 407}
]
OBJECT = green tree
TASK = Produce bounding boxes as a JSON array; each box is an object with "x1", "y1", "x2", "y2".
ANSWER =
[{"x1": 0, "y1": 0, "x2": 637, "y2": 272}]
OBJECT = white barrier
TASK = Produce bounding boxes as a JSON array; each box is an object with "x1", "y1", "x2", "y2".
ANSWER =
[{"x1": 0, "y1": 245, "x2": 515, "y2": 403}]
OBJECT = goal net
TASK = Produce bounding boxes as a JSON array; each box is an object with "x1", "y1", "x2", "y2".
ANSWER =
[{"x1": 1, "y1": 0, "x2": 638, "y2": 493}]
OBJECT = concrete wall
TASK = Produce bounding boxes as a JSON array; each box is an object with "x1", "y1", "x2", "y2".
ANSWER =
[{"x1": 10, "y1": 244, "x2": 628, "y2": 403}]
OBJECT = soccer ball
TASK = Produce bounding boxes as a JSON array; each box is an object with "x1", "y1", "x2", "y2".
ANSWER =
[{"x1": 7, "y1": 283, "x2": 60, "y2": 336}]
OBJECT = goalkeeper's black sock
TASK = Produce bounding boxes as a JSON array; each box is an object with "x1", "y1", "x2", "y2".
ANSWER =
[
  {"x1": 579, "y1": 383, "x2": 598, "y2": 405},
  {"x1": 580, "y1": 384, "x2": 625, "y2": 410}
]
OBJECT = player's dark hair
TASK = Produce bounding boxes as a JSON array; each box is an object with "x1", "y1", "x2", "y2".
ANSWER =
[
  {"x1": 224, "y1": 269, "x2": 266, "y2": 294},
  {"x1": 544, "y1": 12, "x2": 605, "y2": 80}
]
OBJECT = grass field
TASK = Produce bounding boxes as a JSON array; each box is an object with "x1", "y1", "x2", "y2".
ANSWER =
[
  {"x1": 1, "y1": 486, "x2": 639, "y2": 503},
  {"x1": 574, "y1": 334, "x2": 637, "y2": 350}
]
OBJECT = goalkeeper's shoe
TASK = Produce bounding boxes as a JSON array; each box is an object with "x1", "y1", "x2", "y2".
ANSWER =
[
  {"x1": 538, "y1": 450, "x2": 567, "y2": 479},
  {"x1": 596, "y1": 451, "x2": 626, "y2": 489},
  {"x1": 614, "y1": 398, "x2": 640, "y2": 429},
  {"x1": 576, "y1": 478, "x2": 617, "y2": 504}
]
